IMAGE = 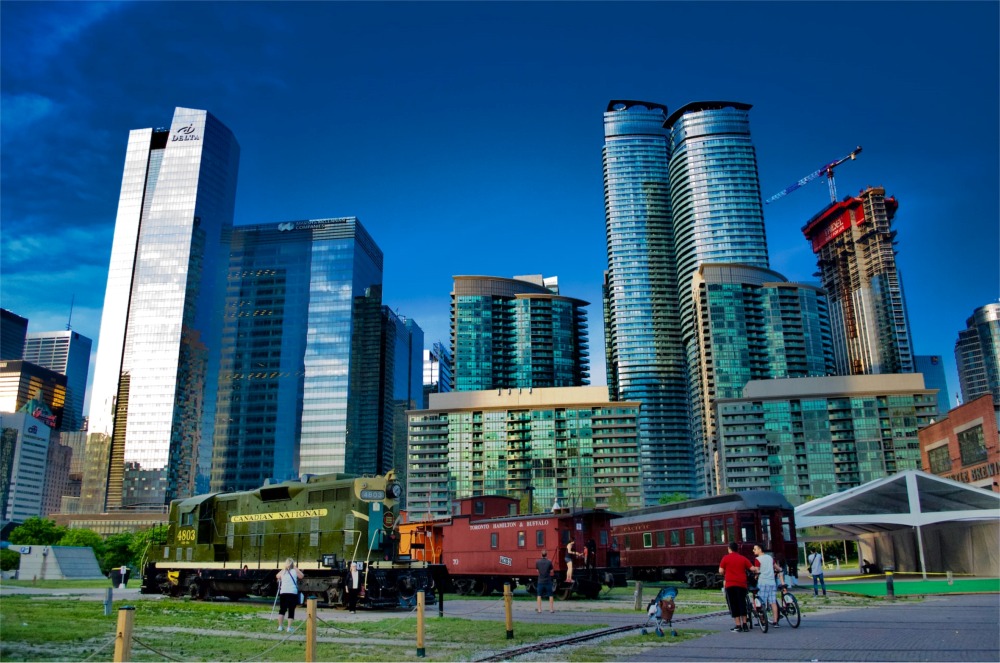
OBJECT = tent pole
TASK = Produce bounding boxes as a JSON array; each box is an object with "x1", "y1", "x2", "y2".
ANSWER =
[{"x1": 915, "y1": 524, "x2": 928, "y2": 580}]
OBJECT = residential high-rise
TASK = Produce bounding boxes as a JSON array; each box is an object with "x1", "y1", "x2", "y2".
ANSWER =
[
  {"x1": 23, "y1": 330, "x2": 92, "y2": 432},
  {"x1": 407, "y1": 387, "x2": 641, "y2": 520},
  {"x1": 602, "y1": 100, "x2": 688, "y2": 504},
  {"x1": 716, "y1": 374, "x2": 937, "y2": 504},
  {"x1": 602, "y1": 100, "x2": 770, "y2": 502},
  {"x1": 451, "y1": 275, "x2": 589, "y2": 391},
  {"x1": 802, "y1": 186, "x2": 915, "y2": 376},
  {"x1": 954, "y1": 303, "x2": 1000, "y2": 405},
  {"x1": 87, "y1": 107, "x2": 240, "y2": 508},
  {"x1": 210, "y1": 218, "x2": 410, "y2": 493},
  {"x1": 691, "y1": 264, "x2": 835, "y2": 492}
]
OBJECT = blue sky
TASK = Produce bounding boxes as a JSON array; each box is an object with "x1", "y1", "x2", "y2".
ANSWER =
[{"x1": 2, "y1": 1, "x2": 997, "y2": 409}]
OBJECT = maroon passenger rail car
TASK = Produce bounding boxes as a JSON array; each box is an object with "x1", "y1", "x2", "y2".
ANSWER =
[
  {"x1": 611, "y1": 491, "x2": 797, "y2": 588},
  {"x1": 401, "y1": 496, "x2": 628, "y2": 599}
]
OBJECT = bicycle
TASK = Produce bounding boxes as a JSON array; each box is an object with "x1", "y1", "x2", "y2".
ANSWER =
[
  {"x1": 744, "y1": 584, "x2": 769, "y2": 633},
  {"x1": 776, "y1": 583, "x2": 801, "y2": 628}
]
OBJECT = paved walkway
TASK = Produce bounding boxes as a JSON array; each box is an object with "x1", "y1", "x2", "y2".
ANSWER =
[{"x1": 629, "y1": 593, "x2": 1000, "y2": 662}]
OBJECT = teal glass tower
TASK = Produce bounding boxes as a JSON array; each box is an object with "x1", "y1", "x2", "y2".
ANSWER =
[
  {"x1": 451, "y1": 275, "x2": 589, "y2": 392},
  {"x1": 602, "y1": 101, "x2": 690, "y2": 503}
]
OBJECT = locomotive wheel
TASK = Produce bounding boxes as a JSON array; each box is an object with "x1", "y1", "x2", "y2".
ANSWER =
[
  {"x1": 474, "y1": 580, "x2": 491, "y2": 596},
  {"x1": 453, "y1": 579, "x2": 475, "y2": 596},
  {"x1": 188, "y1": 583, "x2": 200, "y2": 600},
  {"x1": 558, "y1": 586, "x2": 573, "y2": 601}
]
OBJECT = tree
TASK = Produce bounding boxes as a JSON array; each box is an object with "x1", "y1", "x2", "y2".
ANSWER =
[
  {"x1": 130, "y1": 525, "x2": 168, "y2": 567},
  {"x1": 0, "y1": 548, "x2": 20, "y2": 572},
  {"x1": 658, "y1": 492, "x2": 689, "y2": 505},
  {"x1": 608, "y1": 487, "x2": 630, "y2": 513},
  {"x1": 8, "y1": 517, "x2": 67, "y2": 546},
  {"x1": 58, "y1": 528, "x2": 106, "y2": 569},
  {"x1": 101, "y1": 532, "x2": 135, "y2": 574}
]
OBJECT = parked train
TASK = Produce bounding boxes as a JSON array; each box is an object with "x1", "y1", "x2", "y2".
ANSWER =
[
  {"x1": 399, "y1": 490, "x2": 797, "y2": 596},
  {"x1": 399, "y1": 495, "x2": 628, "y2": 600},
  {"x1": 140, "y1": 471, "x2": 444, "y2": 609},
  {"x1": 611, "y1": 491, "x2": 798, "y2": 588}
]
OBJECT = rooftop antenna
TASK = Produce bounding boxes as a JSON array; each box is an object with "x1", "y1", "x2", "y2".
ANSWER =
[{"x1": 66, "y1": 294, "x2": 75, "y2": 331}]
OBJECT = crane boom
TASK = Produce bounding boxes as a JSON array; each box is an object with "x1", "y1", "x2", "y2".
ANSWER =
[{"x1": 765, "y1": 146, "x2": 862, "y2": 205}]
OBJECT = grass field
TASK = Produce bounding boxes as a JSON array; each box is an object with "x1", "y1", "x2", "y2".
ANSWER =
[{"x1": 830, "y1": 577, "x2": 1000, "y2": 596}]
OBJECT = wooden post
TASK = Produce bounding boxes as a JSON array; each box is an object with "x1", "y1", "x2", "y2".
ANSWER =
[
  {"x1": 416, "y1": 590, "x2": 426, "y2": 658},
  {"x1": 112, "y1": 606, "x2": 135, "y2": 663},
  {"x1": 304, "y1": 598, "x2": 317, "y2": 662},
  {"x1": 504, "y1": 583, "x2": 514, "y2": 639},
  {"x1": 633, "y1": 581, "x2": 643, "y2": 611}
]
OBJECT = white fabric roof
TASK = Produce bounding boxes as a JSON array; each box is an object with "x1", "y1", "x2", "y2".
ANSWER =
[{"x1": 795, "y1": 469, "x2": 1000, "y2": 534}]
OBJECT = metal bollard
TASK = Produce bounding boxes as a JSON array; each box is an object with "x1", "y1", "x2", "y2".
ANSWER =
[
  {"x1": 104, "y1": 587, "x2": 113, "y2": 616},
  {"x1": 633, "y1": 581, "x2": 644, "y2": 611},
  {"x1": 885, "y1": 566, "x2": 895, "y2": 599}
]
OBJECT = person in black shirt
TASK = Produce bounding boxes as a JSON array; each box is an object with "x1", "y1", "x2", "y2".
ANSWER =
[{"x1": 535, "y1": 551, "x2": 555, "y2": 613}]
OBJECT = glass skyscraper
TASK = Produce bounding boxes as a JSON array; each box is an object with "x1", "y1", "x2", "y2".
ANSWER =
[
  {"x1": 22, "y1": 330, "x2": 92, "y2": 432},
  {"x1": 87, "y1": 107, "x2": 240, "y2": 508},
  {"x1": 451, "y1": 275, "x2": 589, "y2": 391},
  {"x1": 955, "y1": 303, "x2": 1000, "y2": 405},
  {"x1": 211, "y1": 218, "x2": 384, "y2": 491}
]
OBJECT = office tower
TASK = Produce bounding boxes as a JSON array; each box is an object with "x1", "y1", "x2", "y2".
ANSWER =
[
  {"x1": 22, "y1": 330, "x2": 92, "y2": 432},
  {"x1": 1, "y1": 309, "x2": 28, "y2": 360},
  {"x1": 210, "y1": 218, "x2": 388, "y2": 492},
  {"x1": 914, "y1": 355, "x2": 950, "y2": 417},
  {"x1": 1, "y1": 398, "x2": 57, "y2": 522},
  {"x1": 42, "y1": 442, "x2": 72, "y2": 516},
  {"x1": 385, "y1": 313, "x2": 423, "y2": 485},
  {"x1": 451, "y1": 275, "x2": 589, "y2": 392},
  {"x1": 0, "y1": 360, "x2": 66, "y2": 428},
  {"x1": 423, "y1": 341, "x2": 453, "y2": 409},
  {"x1": 602, "y1": 100, "x2": 688, "y2": 504},
  {"x1": 716, "y1": 374, "x2": 937, "y2": 505},
  {"x1": 407, "y1": 387, "x2": 641, "y2": 520},
  {"x1": 955, "y1": 303, "x2": 1000, "y2": 405},
  {"x1": 802, "y1": 186, "x2": 915, "y2": 376},
  {"x1": 87, "y1": 107, "x2": 240, "y2": 508},
  {"x1": 691, "y1": 264, "x2": 835, "y2": 492}
]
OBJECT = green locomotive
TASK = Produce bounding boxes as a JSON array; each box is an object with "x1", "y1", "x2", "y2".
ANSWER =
[{"x1": 140, "y1": 471, "x2": 441, "y2": 608}]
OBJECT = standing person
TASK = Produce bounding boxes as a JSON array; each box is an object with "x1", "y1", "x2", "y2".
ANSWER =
[
  {"x1": 535, "y1": 551, "x2": 555, "y2": 613},
  {"x1": 718, "y1": 541, "x2": 754, "y2": 632},
  {"x1": 752, "y1": 545, "x2": 781, "y2": 626},
  {"x1": 808, "y1": 549, "x2": 827, "y2": 596},
  {"x1": 565, "y1": 540, "x2": 578, "y2": 583},
  {"x1": 345, "y1": 561, "x2": 362, "y2": 613},
  {"x1": 276, "y1": 558, "x2": 304, "y2": 632},
  {"x1": 585, "y1": 539, "x2": 597, "y2": 569}
]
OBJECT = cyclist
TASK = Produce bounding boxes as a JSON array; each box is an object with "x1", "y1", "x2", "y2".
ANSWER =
[
  {"x1": 752, "y1": 544, "x2": 782, "y2": 627},
  {"x1": 719, "y1": 541, "x2": 753, "y2": 632}
]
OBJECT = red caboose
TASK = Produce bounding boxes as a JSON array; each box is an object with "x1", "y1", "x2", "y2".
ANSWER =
[{"x1": 401, "y1": 496, "x2": 627, "y2": 599}]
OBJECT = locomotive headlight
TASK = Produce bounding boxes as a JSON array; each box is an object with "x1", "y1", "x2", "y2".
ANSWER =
[{"x1": 387, "y1": 482, "x2": 402, "y2": 499}]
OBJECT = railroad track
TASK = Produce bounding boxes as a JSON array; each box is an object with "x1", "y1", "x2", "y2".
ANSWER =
[{"x1": 474, "y1": 610, "x2": 728, "y2": 661}]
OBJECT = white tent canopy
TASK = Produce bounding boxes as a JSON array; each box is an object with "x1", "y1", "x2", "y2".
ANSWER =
[{"x1": 795, "y1": 470, "x2": 1000, "y2": 578}]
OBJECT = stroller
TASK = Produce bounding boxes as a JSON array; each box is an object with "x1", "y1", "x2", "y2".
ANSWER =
[{"x1": 641, "y1": 586, "x2": 678, "y2": 637}]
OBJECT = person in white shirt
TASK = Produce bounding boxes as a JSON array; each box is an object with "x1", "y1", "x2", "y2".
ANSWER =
[
  {"x1": 276, "y1": 558, "x2": 304, "y2": 632},
  {"x1": 808, "y1": 550, "x2": 827, "y2": 596},
  {"x1": 753, "y1": 545, "x2": 781, "y2": 626}
]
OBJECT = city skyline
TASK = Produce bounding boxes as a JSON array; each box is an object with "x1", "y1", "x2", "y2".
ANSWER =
[{"x1": 2, "y1": 2, "x2": 998, "y2": 412}]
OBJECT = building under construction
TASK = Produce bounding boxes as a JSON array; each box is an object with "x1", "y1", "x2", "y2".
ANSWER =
[{"x1": 802, "y1": 186, "x2": 915, "y2": 376}]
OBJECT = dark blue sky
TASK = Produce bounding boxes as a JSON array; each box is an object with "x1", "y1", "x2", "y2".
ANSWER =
[{"x1": 2, "y1": 1, "x2": 997, "y2": 406}]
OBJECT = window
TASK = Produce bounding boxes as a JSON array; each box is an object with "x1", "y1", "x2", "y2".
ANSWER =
[
  {"x1": 599, "y1": 530, "x2": 608, "y2": 546},
  {"x1": 702, "y1": 519, "x2": 711, "y2": 546},
  {"x1": 536, "y1": 530, "x2": 545, "y2": 547},
  {"x1": 490, "y1": 533, "x2": 498, "y2": 549},
  {"x1": 928, "y1": 445, "x2": 951, "y2": 474},
  {"x1": 958, "y1": 425, "x2": 987, "y2": 465},
  {"x1": 761, "y1": 516, "x2": 772, "y2": 550},
  {"x1": 670, "y1": 530, "x2": 680, "y2": 546},
  {"x1": 518, "y1": 531, "x2": 526, "y2": 548},
  {"x1": 643, "y1": 532, "x2": 652, "y2": 548},
  {"x1": 656, "y1": 531, "x2": 666, "y2": 547},
  {"x1": 713, "y1": 518, "x2": 725, "y2": 544},
  {"x1": 781, "y1": 516, "x2": 792, "y2": 542},
  {"x1": 726, "y1": 517, "x2": 736, "y2": 543},
  {"x1": 474, "y1": 501, "x2": 486, "y2": 515},
  {"x1": 684, "y1": 528, "x2": 695, "y2": 546}
]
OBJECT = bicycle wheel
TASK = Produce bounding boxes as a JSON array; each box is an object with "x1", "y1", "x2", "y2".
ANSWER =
[
  {"x1": 752, "y1": 596, "x2": 768, "y2": 633},
  {"x1": 782, "y1": 592, "x2": 801, "y2": 628}
]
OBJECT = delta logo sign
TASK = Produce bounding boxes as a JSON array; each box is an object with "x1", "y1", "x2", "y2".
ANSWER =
[{"x1": 171, "y1": 124, "x2": 201, "y2": 142}]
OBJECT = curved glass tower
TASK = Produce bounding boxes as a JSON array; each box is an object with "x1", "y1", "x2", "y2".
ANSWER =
[{"x1": 602, "y1": 100, "x2": 693, "y2": 503}]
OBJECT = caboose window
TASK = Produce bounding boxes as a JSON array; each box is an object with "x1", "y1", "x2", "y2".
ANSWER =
[
  {"x1": 491, "y1": 533, "x2": 499, "y2": 549},
  {"x1": 599, "y1": 530, "x2": 608, "y2": 546},
  {"x1": 518, "y1": 531, "x2": 526, "y2": 548},
  {"x1": 536, "y1": 530, "x2": 545, "y2": 547},
  {"x1": 727, "y1": 518, "x2": 736, "y2": 543},
  {"x1": 642, "y1": 532, "x2": 652, "y2": 548},
  {"x1": 474, "y1": 501, "x2": 485, "y2": 515},
  {"x1": 684, "y1": 528, "x2": 695, "y2": 545}
]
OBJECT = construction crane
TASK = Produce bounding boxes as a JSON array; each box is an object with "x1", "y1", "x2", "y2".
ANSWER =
[{"x1": 765, "y1": 146, "x2": 862, "y2": 205}]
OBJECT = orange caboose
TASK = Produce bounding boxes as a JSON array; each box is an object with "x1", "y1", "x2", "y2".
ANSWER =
[{"x1": 401, "y1": 496, "x2": 626, "y2": 599}]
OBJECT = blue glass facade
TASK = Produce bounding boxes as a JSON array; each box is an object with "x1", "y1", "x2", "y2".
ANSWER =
[
  {"x1": 211, "y1": 217, "x2": 386, "y2": 492},
  {"x1": 451, "y1": 275, "x2": 589, "y2": 391},
  {"x1": 88, "y1": 108, "x2": 240, "y2": 507},
  {"x1": 602, "y1": 101, "x2": 692, "y2": 503}
]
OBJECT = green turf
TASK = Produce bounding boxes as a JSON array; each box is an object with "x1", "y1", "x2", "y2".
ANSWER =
[{"x1": 830, "y1": 577, "x2": 999, "y2": 596}]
